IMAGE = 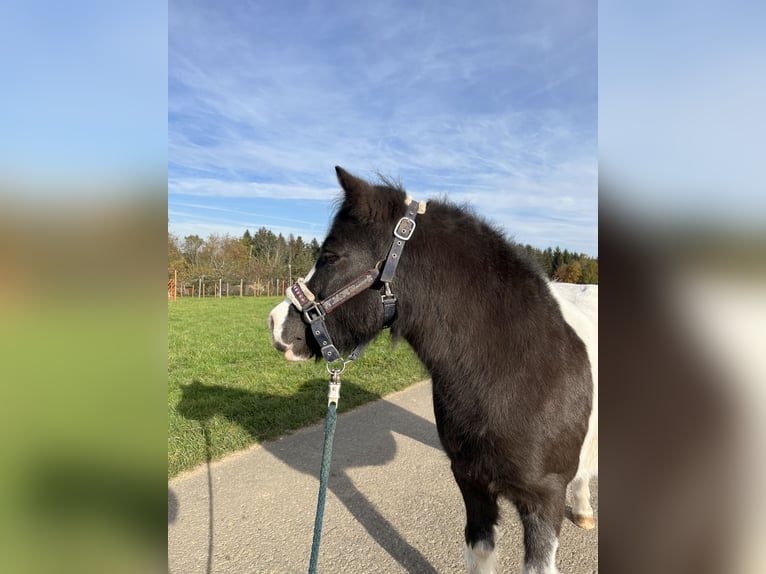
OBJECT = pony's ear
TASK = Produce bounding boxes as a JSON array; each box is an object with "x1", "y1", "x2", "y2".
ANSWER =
[
  {"x1": 334, "y1": 166, "x2": 376, "y2": 221},
  {"x1": 335, "y1": 166, "x2": 369, "y2": 197},
  {"x1": 335, "y1": 166, "x2": 400, "y2": 223}
]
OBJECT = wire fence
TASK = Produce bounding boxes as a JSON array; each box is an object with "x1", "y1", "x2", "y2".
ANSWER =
[{"x1": 169, "y1": 275, "x2": 294, "y2": 299}]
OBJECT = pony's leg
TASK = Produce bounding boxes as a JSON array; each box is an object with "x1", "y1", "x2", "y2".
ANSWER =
[
  {"x1": 455, "y1": 474, "x2": 499, "y2": 574},
  {"x1": 517, "y1": 479, "x2": 567, "y2": 574},
  {"x1": 570, "y1": 475, "x2": 595, "y2": 529}
]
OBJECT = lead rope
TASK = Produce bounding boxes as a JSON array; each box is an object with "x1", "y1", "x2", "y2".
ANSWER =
[
  {"x1": 308, "y1": 368, "x2": 342, "y2": 574},
  {"x1": 295, "y1": 196, "x2": 426, "y2": 573}
]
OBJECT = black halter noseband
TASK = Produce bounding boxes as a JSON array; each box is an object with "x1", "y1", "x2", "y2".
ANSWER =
[{"x1": 287, "y1": 197, "x2": 426, "y2": 366}]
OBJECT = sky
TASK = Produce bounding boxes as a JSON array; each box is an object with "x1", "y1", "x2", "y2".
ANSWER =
[
  {"x1": 169, "y1": 0, "x2": 597, "y2": 256},
  {"x1": 600, "y1": 1, "x2": 766, "y2": 228},
  {"x1": 1, "y1": 1, "x2": 167, "y2": 187}
]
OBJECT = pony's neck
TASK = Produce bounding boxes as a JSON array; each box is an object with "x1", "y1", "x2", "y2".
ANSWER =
[
  {"x1": 389, "y1": 200, "x2": 549, "y2": 377},
  {"x1": 391, "y1": 204, "x2": 489, "y2": 372}
]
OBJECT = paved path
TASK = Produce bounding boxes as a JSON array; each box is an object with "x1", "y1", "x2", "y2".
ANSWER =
[{"x1": 168, "y1": 380, "x2": 597, "y2": 573}]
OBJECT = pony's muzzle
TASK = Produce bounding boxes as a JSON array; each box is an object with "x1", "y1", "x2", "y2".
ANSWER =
[{"x1": 269, "y1": 298, "x2": 311, "y2": 361}]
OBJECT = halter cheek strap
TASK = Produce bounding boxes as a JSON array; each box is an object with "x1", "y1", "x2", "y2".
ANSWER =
[
  {"x1": 287, "y1": 270, "x2": 379, "y2": 364},
  {"x1": 378, "y1": 196, "x2": 422, "y2": 325},
  {"x1": 288, "y1": 196, "x2": 426, "y2": 365}
]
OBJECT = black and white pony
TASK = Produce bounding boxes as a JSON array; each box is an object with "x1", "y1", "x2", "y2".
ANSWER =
[{"x1": 270, "y1": 167, "x2": 598, "y2": 574}]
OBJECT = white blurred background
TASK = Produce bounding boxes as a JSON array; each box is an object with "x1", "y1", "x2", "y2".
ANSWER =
[{"x1": 600, "y1": 2, "x2": 765, "y2": 572}]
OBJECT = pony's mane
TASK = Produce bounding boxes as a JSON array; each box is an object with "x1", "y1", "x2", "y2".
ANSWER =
[
  {"x1": 329, "y1": 173, "x2": 406, "y2": 213},
  {"x1": 331, "y1": 172, "x2": 546, "y2": 279},
  {"x1": 375, "y1": 172, "x2": 406, "y2": 193},
  {"x1": 423, "y1": 195, "x2": 548, "y2": 280}
]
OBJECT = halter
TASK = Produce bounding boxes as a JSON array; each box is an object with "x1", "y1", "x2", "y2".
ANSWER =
[{"x1": 286, "y1": 196, "x2": 427, "y2": 368}]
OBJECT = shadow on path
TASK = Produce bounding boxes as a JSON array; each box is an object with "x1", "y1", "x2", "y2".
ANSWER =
[{"x1": 175, "y1": 378, "x2": 443, "y2": 573}]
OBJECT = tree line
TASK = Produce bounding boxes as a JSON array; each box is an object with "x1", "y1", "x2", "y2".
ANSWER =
[
  {"x1": 520, "y1": 244, "x2": 599, "y2": 284},
  {"x1": 168, "y1": 227, "x2": 320, "y2": 296},
  {"x1": 168, "y1": 227, "x2": 598, "y2": 295}
]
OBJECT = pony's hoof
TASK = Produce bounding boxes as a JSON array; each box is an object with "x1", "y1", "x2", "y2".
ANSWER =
[{"x1": 573, "y1": 513, "x2": 596, "y2": 530}]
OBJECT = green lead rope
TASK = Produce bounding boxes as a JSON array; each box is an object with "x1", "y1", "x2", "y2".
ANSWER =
[{"x1": 308, "y1": 372, "x2": 341, "y2": 574}]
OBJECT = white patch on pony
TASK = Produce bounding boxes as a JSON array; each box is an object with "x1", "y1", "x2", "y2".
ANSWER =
[
  {"x1": 284, "y1": 345, "x2": 310, "y2": 362},
  {"x1": 269, "y1": 265, "x2": 316, "y2": 362},
  {"x1": 570, "y1": 475, "x2": 595, "y2": 529},
  {"x1": 465, "y1": 540, "x2": 496, "y2": 574},
  {"x1": 549, "y1": 282, "x2": 599, "y2": 521},
  {"x1": 268, "y1": 298, "x2": 291, "y2": 345},
  {"x1": 303, "y1": 264, "x2": 316, "y2": 282},
  {"x1": 521, "y1": 537, "x2": 559, "y2": 574}
]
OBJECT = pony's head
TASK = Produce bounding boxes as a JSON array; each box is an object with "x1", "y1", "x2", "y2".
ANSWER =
[{"x1": 269, "y1": 167, "x2": 409, "y2": 361}]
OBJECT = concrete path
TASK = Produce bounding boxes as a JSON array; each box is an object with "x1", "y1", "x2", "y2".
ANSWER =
[{"x1": 168, "y1": 380, "x2": 598, "y2": 573}]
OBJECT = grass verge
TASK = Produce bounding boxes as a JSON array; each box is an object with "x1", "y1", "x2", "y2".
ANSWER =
[{"x1": 168, "y1": 296, "x2": 428, "y2": 477}]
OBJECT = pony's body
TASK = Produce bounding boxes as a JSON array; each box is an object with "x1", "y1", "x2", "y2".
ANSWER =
[{"x1": 270, "y1": 168, "x2": 597, "y2": 573}]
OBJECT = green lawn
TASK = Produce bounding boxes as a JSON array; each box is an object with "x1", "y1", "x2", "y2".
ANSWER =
[{"x1": 168, "y1": 296, "x2": 428, "y2": 477}]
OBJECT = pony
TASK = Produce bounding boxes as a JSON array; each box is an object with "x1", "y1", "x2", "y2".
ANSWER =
[{"x1": 269, "y1": 167, "x2": 598, "y2": 574}]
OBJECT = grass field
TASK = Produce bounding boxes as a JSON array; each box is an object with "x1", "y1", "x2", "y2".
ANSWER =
[{"x1": 168, "y1": 296, "x2": 428, "y2": 477}]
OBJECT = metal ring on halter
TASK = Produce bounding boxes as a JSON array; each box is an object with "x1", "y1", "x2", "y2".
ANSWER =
[{"x1": 326, "y1": 360, "x2": 350, "y2": 375}]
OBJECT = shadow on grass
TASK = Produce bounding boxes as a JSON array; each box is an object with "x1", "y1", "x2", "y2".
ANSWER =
[
  {"x1": 176, "y1": 377, "x2": 381, "y2": 443},
  {"x1": 175, "y1": 377, "x2": 442, "y2": 574}
]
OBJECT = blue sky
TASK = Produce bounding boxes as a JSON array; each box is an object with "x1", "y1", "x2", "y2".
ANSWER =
[
  {"x1": 1, "y1": 1, "x2": 167, "y2": 187},
  {"x1": 600, "y1": 1, "x2": 766, "y2": 227},
  {"x1": 169, "y1": 0, "x2": 597, "y2": 255}
]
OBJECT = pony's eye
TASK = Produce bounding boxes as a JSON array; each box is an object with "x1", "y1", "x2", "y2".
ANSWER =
[{"x1": 321, "y1": 253, "x2": 339, "y2": 265}]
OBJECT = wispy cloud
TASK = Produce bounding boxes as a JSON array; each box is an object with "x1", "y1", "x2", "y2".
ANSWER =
[
  {"x1": 169, "y1": 178, "x2": 337, "y2": 201},
  {"x1": 169, "y1": 0, "x2": 597, "y2": 254}
]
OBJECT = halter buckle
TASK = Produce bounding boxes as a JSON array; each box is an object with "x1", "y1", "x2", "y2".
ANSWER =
[
  {"x1": 393, "y1": 217, "x2": 416, "y2": 240},
  {"x1": 380, "y1": 282, "x2": 397, "y2": 328},
  {"x1": 302, "y1": 303, "x2": 324, "y2": 324}
]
